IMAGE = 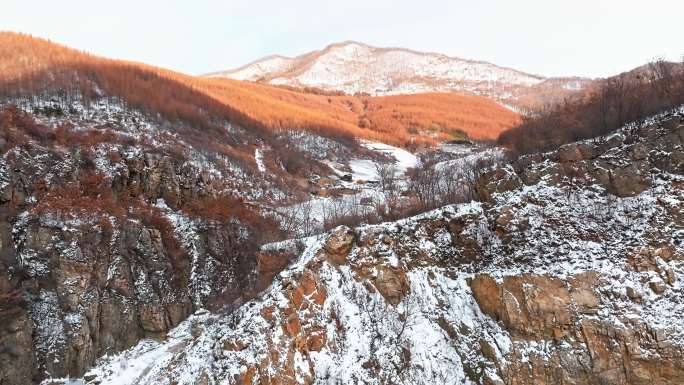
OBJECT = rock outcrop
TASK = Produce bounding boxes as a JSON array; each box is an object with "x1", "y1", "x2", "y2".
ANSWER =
[
  {"x1": 0, "y1": 154, "x2": 264, "y2": 383},
  {"x1": 479, "y1": 112, "x2": 684, "y2": 201},
  {"x1": 471, "y1": 271, "x2": 684, "y2": 385}
]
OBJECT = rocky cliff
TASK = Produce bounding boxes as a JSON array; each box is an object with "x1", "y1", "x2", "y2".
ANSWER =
[
  {"x1": 0, "y1": 101, "x2": 300, "y2": 385},
  {"x1": 67, "y1": 108, "x2": 683, "y2": 385}
]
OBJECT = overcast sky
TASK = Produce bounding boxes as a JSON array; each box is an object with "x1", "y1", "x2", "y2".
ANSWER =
[{"x1": 1, "y1": 0, "x2": 682, "y2": 78}]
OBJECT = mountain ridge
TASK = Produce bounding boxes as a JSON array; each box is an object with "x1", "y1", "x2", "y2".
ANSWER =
[
  {"x1": 206, "y1": 40, "x2": 546, "y2": 81},
  {"x1": 208, "y1": 40, "x2": 592, "y2": 108}
]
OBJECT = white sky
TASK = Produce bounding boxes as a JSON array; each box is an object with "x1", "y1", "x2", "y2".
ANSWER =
[{"x1": 1, "y1": 0, "x2": 682, "y2": 78}]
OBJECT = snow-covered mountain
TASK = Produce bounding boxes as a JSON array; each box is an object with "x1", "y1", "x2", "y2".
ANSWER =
[{"x1": 208, "y1": 41, "x2": 591, "y2": 108}]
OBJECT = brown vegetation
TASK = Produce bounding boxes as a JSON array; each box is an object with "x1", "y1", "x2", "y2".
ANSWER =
[
  {"x1": 0, "y1": 105, "x2": 135, "y2": 154},
  {"x1": 183, "y1": 196, "x2": 283, "y2": 243},
  {"x1": 0, "y1": 32, "x2": 520, "y2": 148},
  {"x1": 498, "y1": 59, "x2": 684, "y2": 154},
  {"x1": 183, "y1": 196, "x2": 257, "y2": 223},
  {"x1": 33, "y1": 171, "x2": 126, "y2": 220},
  {"x1": 363, "y1": 93, "x2": 521, "y2": 143}
]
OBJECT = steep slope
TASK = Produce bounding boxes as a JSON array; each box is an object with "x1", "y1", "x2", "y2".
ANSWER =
[
  {"x1": 0, "y1": 33, "x2": 519, "y2": 145},
  {"x1": 66, "y1": 109, "x2": 684, "y2": 385},
  {"x1": 0, "y1": 99, "x2": 296, "y2": 385},
  {"x1": 209, "y1": 41, "x2": 592, "y2": 109}
]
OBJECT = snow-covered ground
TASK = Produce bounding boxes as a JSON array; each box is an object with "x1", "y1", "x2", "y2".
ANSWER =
[
  {"x1": 277, "y1": 138, "x2": 480, "y2": 236},
  {"x1": 56, "y1": 210, "x2": 511, "y2": 385},
  {"x1": 254, "y1": 147, "x2": 266, "y2": 173},
  {"x1": 360, "y1": 140, "x2": 419, "y2": 176},
  {"x1": 325, "y1": 140, "x2": 418, "y2": 183},
  {"x1": 277, "y1": 138, "x2": 500, "y2": 237},
  {"x1": 279, "y1": 140, "x2": 415, "y2": 235}
]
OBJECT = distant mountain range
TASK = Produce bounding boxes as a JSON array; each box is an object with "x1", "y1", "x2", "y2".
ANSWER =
[{"x1": 207, "y1": 41, "x2": 593, "y2": 109}]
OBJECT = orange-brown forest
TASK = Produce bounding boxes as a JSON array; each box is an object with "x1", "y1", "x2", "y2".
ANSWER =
[
  {"x1": 499, "y1": 60, "x2": 684, "y2": 154},
  {"x1": 0, "y1": 32, "x2": 520, "y2": 147}
]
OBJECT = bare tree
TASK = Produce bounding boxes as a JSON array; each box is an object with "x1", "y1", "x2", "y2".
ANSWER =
[
  {"x1": 360, "y1": 290, "x2": 420, "y2": 385},
  {"x1": 278, "y1": 200, "x2": 317, "y2": 238},
  {"x1": 649, "y1": 57, "x2": 673, "y2": 82},
  {"x1": 407, "y1": 158, "x2": 440, "y2": 211},
  {"x1": 648, "y1": 57, "x2": 677, "y2": 106},
  {"x1": 375, "y1": 160, "x2": 398, "y2": 198}
]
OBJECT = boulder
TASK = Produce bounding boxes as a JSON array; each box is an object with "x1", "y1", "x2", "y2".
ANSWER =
[
  {"x1": 372, "y1": 266, "x2": 410, "y2": 306},
  {"x1": 626, "y1": 286, "x2": 641, "y2": 301},
  {"x1": 475, "y1": 166, "x2": 522, "y2": 202},
  {"x1": 649, "y1": 280, "x2": 666, "y2": 295},
  {"x1": 320, "y1": 226, "x2": 355, "y2": 265},
  {"x1": 608, "y1": 161, "x2": 651, "y2": 197},
  {"x1": 630, "y1": 142, "x2": 649, "y2": 160}
]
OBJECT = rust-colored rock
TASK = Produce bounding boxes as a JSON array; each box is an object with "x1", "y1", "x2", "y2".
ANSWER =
[
  {"x1": 256, "y1": 251, "x2": 292, "y2": 291},
  {"x1": 471, "y1": 273, "x2": 598, "y2": 339},
  {"x1": 471, "y1": 272, "x2": 684, "y2": 385},
  {"x1": 319, "y1": 226, "x2": 356, "y2": 265},
  {"x1": 307, "y1": 331, "x2": 327, "y2": 352},
  {"x1": 290, "y1": 270, "x2": 327, "y2": 309},
  {"x1": 285, "y1": 313, "x2": 301, "y2": 336},
  {"x1": 372, "y1": 266, "x2": 410, "y2": 306}
]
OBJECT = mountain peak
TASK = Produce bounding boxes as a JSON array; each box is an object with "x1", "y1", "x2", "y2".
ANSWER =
[{"x1": 208, "y1": 42, "x2": 588, "y2": 108}]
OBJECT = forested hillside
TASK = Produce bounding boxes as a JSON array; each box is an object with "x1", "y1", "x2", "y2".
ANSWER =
[
  {"x1": 499, "y1": 59, "x2": 684, "y2": 153},
  {"x1": 0, "y1": 32, "x2": 520, "y2": 147}
]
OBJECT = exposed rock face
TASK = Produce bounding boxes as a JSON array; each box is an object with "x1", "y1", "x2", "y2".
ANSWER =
[
  {"x1": 475, "y1": 165, "x2": 522, "y2": 202},
  {"x1": 469, "y1": 112, "x2": 684, "y2": 385},
  {"x1": 371, "y1": 265, "x2": 409, "y2": 305},
  {"x1": 0, "y1": 263, "x2": 35, "y2": 385},
  {"x1": 0, "y1": 106, "x2": 284, "y2": 384},
  {"x1": 556, "y1": 142, "x2": 596, "y2": 162},
  {"x1": 77, "y1": 110, "x2": 684, "y2": 385},
  {"x1": 471, "y1": 273, "x2": 601, "y2": 337},
  {"x1": 319, "y1": 226, "x2": 356, "y2": 265},
  {"x1": 0, "y1": 155, "x2": 262, "y2": 383},
  {"x1": 471, "y1": 272, "x2": 684, "y2": 385},
  {"x1": 480, "y1": 113, "x2": 684, "y2": 201}
]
